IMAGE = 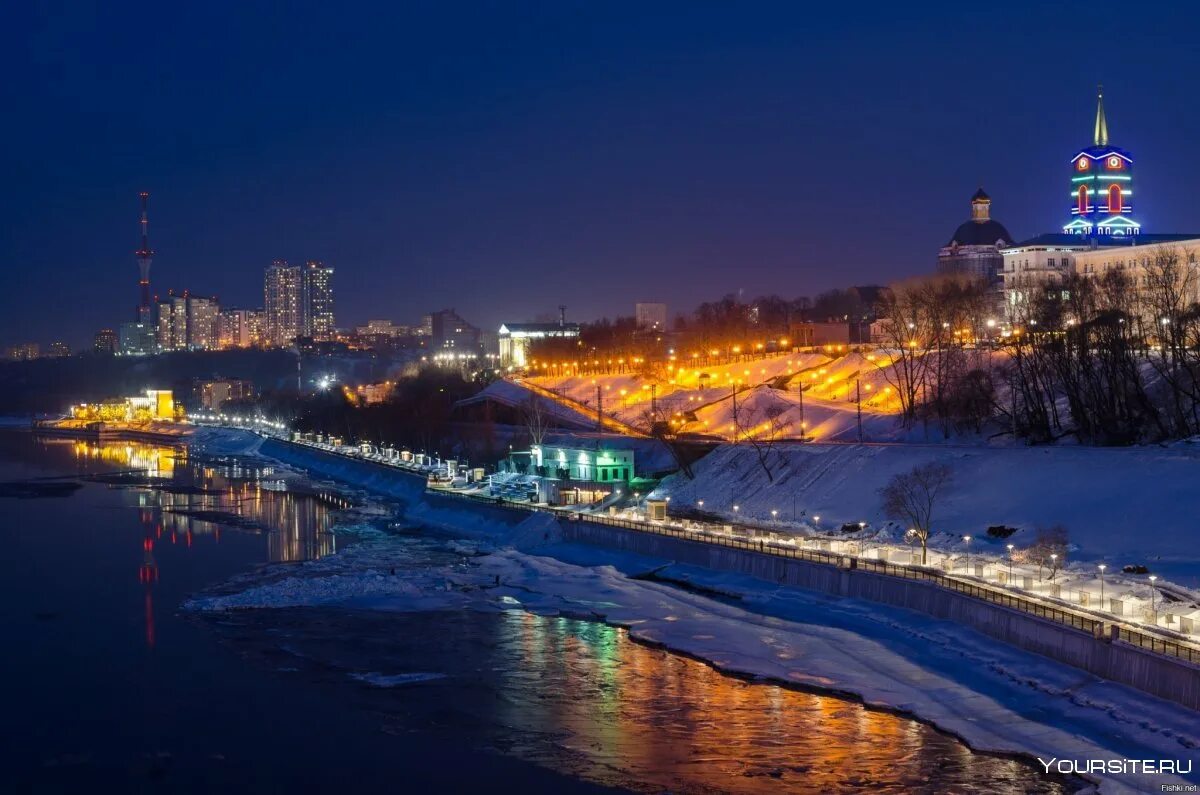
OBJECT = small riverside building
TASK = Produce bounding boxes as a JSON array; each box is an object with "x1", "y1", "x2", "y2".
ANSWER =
[{"x1": 499, "y1": 444, "x2": 635, "y2": 505}]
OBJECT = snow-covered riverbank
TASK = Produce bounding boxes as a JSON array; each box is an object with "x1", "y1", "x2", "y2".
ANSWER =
[{"x1": 186, "y1": 429, "x2": 1199, "y2": 794}]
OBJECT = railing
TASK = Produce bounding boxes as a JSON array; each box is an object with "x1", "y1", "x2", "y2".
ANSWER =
[
  {"x1": 425, "y1": 486, "x2": 1200, "y2": 664},
  {"x1": 1118, "y1": 626, "x2": 1200, "y2": 665},
  {"x1": 260, "y1": 435, "x2": 1199, "y2": 669}
]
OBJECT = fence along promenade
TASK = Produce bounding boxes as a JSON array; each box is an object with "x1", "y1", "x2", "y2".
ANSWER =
[{"x1": 433, "y1": 484, "x2": 1199, "y2": 667}]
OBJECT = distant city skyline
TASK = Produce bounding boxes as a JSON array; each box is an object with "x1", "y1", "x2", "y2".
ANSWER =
[{"x1": 5, "y1": 2, "x2": 1200, "y2": 348}]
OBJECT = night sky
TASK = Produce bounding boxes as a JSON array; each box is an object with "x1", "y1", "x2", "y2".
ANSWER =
[{"x1": 5, "y1": 1, "x2": 1200, "y2": 348}]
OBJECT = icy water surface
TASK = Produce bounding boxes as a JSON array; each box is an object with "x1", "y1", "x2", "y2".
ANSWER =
[
  {"x1": 0, "y1": 432, "x2": 610, "y2": 793},
  {"x1": 0, "y1": 431, "x2": 1073, "y2": 793}
]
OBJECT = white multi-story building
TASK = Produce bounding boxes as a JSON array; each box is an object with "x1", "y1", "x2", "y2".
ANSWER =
[
  {"x1": 218, "y1": 308, "x2": 265, "y2": 349},
  {"x1": 264, "y1": 260, "x2": 302, "y2": 346},
  {"x1": 498, "y1": 321, "x2": 581, "y2": 368},
  {"x1": 303, "y1": 260, "x2": 335, "y2": 341},
  {"x1": 156, "y1": 291, "x2": 219, "y2": 351}
]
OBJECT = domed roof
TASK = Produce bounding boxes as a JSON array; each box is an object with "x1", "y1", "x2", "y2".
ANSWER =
[{"x1": 948, "y1": 219, "x2": 1012, "y2": 247}]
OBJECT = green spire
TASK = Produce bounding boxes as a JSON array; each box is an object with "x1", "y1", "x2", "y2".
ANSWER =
[{"x1": 1094, "y1": 84, "x2": 1108, "y2": 147}]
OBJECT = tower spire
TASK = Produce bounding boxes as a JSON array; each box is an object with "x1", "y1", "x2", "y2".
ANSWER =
[
  {"x1": 1094, "y1": 83, "x2": 1108, "y2": 147},
  {"x1": 135, "y1": 192, "x2": 154, "y2": 322}
]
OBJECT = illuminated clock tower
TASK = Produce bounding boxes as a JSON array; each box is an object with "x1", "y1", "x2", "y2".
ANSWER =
[{"x1": 1063, "y1": 86, "x2": 1140, "y2": 236}]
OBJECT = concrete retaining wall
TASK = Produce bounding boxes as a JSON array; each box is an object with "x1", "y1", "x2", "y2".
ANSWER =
[
  {"x1": 260, "y1": 438, "x2": 428, "y2": 502},
  {"x1": 257, "y1": 438, "x2": 1200, "y2": 711},
  {"x1": 561, "y1": 518, "x2": 1200, "y2": 711}
]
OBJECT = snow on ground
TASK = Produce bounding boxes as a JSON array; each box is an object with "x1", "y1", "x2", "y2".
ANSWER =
[
  {"x1": 652, "y1": 442, "x2": 1200, "y2": 599},
  {"x1": 522, "y1": 349, "x2": 993, "y2": 441},
  {"x1": 188, "y1": 501, "x2": 1199, "y2": 794},
  {"x1": 189, "y1": 424, "x2": 267, "y2": 456}
]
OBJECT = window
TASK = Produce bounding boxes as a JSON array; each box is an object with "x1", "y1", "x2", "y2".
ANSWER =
[
  {"x1": 1077, "y1": 186, "x2": 1088, "y2": 215},
  {"x1": 1108, "y1": 184, "x2": 1122, "y2": 213},
  {"x1": 1047, "y1": 258, "x2": 1055, "y2": 268}
]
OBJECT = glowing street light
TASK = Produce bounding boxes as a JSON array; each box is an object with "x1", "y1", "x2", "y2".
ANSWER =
[
  {"x1": 1049, "y1": 553, "x2": 1058, "y2": 580},
  {"x1": 1098, "y1": 564, "x2": 1107, "y2": 604},
  {"x1": 1149, "y1": 575, "x2": 1158, "y2": 623},
  {"x1": 1006, "y1": 543, "x2": 1015, "y2": 581},
  {"x1": 963, "y1": 535, "x2": 972, "y2": 573}
]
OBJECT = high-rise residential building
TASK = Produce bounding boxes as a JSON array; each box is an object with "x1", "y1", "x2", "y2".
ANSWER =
[
  {"x1": 156, "y1": 290, "x2": 219, "y2": 351},
  {"x1": 218, "y1": 308, "x2": 265, "y2": 349},
  {"x1": 302, "y1": 260, "x2": 335, "y2": 341},
  {"x1": 245, "y1": 310, "x2": 265, "y2": 347},
  {"x1": 157, "y1": 294, "x2": 188, "y2": 350},
  {"x1": 635, "y1": 301, "x2": 668, "y2": 331},
  {"x1": 93, "y1": 328, "x2": 118, "y2": 355},
  {"x1": 118, "y1": 322, "x2": 156, "y2": 356},
  {"x1": 187, "y1": 294, "x2": 220, "y2": 350},
  {"x1": 47, "y1": 341, "x2": 71, "y2": 358},
  {"x1": 264, "y1": 260, "x2": 302, "y2": 346},
  {"x1": 430, "y1": 308, "x2": 482, "y2": 354}
]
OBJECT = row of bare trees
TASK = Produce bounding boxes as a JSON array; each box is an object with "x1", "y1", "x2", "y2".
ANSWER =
[
  {"x1": 875, "y1": 274, "x2": 998, "y2": 437},
  {"x1": 1006, "y1": 249, "x2": 1200, "y2": 444},
  {"x1": 876, "y1": 249, "x2": 1200, "y2": 445}
]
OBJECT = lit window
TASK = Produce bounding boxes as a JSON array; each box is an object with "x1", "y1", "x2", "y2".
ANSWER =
[{"x1": 1108, "y1": 184, "x2": 1122, "y2": 213}]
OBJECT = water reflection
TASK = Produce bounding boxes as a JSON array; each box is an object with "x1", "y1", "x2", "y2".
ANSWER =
[
  {"x1": 494, "y1": 611, "x2": 1064, "y2": 794},
  {"x1": 57, "y1": 439, "x2": 345, "y2": 647}
]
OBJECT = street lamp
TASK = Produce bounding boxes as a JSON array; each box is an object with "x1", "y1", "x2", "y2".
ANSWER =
[
  {"x1": 1098, "y1": 564, "x2": 1106, "y2": 605},
  {"x1": 1006, "y1": 544, "x2": 1014, "y2": 582},
  {"x1": 1050, "y1": 553, "x2": 1057, "y2": 581},
  {"x1": 963, "y1": 535, "x2": 972, "y2": 573},
  {"x1": 1149, "y1": 575, "x2": 1158, "y2": 623},
  {"x1": 771, "y1": 509, "x2": 778, "y2": 524},
  {"x1": 697, "y1": 499, "x2": 704, "y2": 509}
]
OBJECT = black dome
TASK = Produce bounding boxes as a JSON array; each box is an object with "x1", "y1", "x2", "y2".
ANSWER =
[{"x1": 947, "y1": 219, "x2": 1012, "y2": 247}]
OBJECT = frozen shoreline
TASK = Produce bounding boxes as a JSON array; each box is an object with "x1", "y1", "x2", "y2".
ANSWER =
[{"x1": 186, "y1": 428, "x2": 1199, "y2": 794}]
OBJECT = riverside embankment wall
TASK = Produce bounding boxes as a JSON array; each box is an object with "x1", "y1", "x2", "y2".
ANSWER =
[
  {"x1": 260, "y1": 438, "x2": 428, "y2": 501},
  {"x1": 561, "y1": 518, "x2": 1200, "y2": 711},
  {"x1": 258, "y1": 437, "x2": 1200, "y2": 712}
]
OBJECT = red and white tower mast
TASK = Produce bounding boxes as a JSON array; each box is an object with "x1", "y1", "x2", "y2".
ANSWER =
[{"x1": 135, "y1": 191, "x2": 154, "y2": 322}]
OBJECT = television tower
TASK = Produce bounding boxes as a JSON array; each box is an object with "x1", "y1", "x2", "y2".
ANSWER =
[{"x1": 135, "y1": 192, "x2": 154, "y2": 322}]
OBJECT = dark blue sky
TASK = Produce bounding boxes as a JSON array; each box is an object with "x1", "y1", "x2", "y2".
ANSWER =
[{"x1": 4, "y1": 1, "x2": 1200, "y2": 347}]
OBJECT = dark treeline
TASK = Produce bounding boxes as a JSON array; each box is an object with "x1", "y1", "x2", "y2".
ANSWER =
[
  {"x1": 530, "y1": 287, "x2": 882, "y2": 363},
  {"x1": 0, "y1": 349, "x2": 301, "y2": 414},
  {"x1": 227, "y1": 367, "x2": 489, "y2": 457}
]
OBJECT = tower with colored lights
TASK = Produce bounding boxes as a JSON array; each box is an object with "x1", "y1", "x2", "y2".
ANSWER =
[
  {"x1": 1063, "y1": 86, "x2": 1139, "y2": 236},
  {"x1": 135, "y1": 192, "x2": 155, "y2": 322}
]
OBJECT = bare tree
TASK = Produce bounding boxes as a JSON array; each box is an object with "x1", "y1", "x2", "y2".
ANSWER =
[
  {"x1": 734, "y1": 391, "x2": 789, "y2": 482},
  {"x1": 874, "y1": 281, "x2": 931, "y2": 425},
  {"x1": 1023, "y1": 525, "x2": 1069, "y2": 581},
  {"x1": 520, "y1": 393, "x2": 550, "y2": 447},
  {"x1": 879, "y1": 462, "x2": 953, "y2": 565}
]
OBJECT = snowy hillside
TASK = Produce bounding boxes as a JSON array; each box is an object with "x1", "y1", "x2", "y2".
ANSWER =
[
  {"x1": 523, "y1": 349, "x2": 1000, "y2": 442},
  {"x1": 653, "y1": 442, "x2": 1200, "y2": 588}
]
